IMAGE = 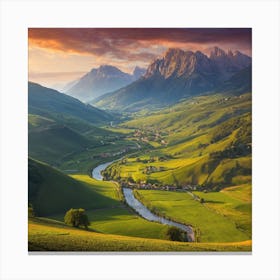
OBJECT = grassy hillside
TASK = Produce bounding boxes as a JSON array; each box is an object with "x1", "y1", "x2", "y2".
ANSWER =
[
  {"x1": 29, "y1": 218, "x2": 252, "y2": 252},
  {"x1": 28, "y1": 160, "x2": 170, "y2": 240},
  {"x1": 28, "y1": 114, "x2": 55, "y2": 129},
  {"x1": 29, "y1": 121, "x2": 93, "y2": 166},
  {"x1": 28, "y1": 82, "x2": 113, "y2": 125},
  {"x1": 50, "y1": 207, "x2": 170, "y2": 240},
  {"x1": 48, "y1": 174, "x2": 169, "y2": 240},
  {"x1": 28, "y1": 158, "x2": 119, "y2": 216},
  {"x1": 28, "y1": 82, "x2": 132, "y2": 171},
  {"x1": 105, "y1": 93, "x2": 251, "y2": 190},
  {"x1": 28, "y1": 114, "x2": 134, "y2": 172}
]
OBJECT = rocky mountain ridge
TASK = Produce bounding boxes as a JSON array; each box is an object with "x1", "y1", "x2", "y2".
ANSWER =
[{"x1": 93, "y1": 46, "x2": 251, "y2": 111}]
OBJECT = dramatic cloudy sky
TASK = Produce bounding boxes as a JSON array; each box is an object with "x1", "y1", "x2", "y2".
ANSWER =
[{"x1": 28, "y1": 28, "x2": 251, "y2": 88}]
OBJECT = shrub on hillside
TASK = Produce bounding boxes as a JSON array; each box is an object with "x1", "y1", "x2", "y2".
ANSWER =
[
  {"x1": 64, "y1": 208, "x2": 90, "y2": 229},
  {"x1": 165, "y1": 226, "x2": 185, "y2": 242}
]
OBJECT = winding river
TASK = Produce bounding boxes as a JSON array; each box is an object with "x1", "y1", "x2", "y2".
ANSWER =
[{"x1": 92, "y1": 160, "x2": 195, "y2": 242}]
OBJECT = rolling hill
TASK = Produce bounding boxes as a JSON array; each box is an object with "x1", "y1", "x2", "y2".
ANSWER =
[
  {"x1": 105, "y1": 92, "x2": 251, "y2": 189},
  {"x1": 28, "y1": 159, "x2": 171, "y2": 241},
  {"x1": 28, "y1": 82, "x2": 127, "y2": 169},
  {"x1": 28, "y1": 115, "x2": 95, "y2": 165},
  {"x1": 28, "y1": 81, "x2": 113, "y2": 124},
  {"x1": 28, "y1": 158, "x2": 119, "y2": 216}
]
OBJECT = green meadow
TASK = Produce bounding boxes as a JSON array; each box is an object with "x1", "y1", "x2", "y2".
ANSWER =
[
  {"x1": 135, "y1": 189, "x2": 251, "y2": 242},
  {"x1": 29, "y1": 218, "x2": 251, "y2": 252},
  {"x1": 194, "y1": 184, "x2": 252, "y2": 236},
  {"x1": 51, "y1": 207, "x2": 169, "y2": 240}
]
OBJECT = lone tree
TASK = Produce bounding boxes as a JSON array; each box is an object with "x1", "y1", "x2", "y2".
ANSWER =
[
  {"x1": 64, "y1": 208, "x2": 90, "y2": 229},
  {"x1": 165, "y1": 226, "x2": 184, "y2": 242}
]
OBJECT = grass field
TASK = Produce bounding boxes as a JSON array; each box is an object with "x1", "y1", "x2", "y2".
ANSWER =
[
  {"x1": 48, "y1": 174, "x2": 170, "y2": 240},
  {"x1": 135, "y1": 189, "x2": 251, "y2": 243},
  {"x1": 29, "y1": 218, "x2": 252, "y2": 252},
  {"x1": 87, "y1": 208, "x2": 169, "y2": 239},
  {"x1": 193, "y1": 184, "x2": 252, "y2": 236},
  {"x1": 50, "y1": 207, "x2": 169, "y2": 240}
]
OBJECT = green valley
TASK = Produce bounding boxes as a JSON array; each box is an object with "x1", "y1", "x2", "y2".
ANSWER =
[
  {"x1": 28, "y1": 83, "x2": 142, "y2": 173},
  {"x1": 103, "y1": 93, "x2": 251, "y2": 190}
]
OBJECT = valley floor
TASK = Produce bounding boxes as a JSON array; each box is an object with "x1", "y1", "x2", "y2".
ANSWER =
[{"x1": 29, "y1": 173, "x2": 251, "y2": 251}]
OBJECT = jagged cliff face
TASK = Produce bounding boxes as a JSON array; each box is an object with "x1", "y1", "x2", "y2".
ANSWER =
[
  {"x1": 144, "y1": 47, "x2": 251, "y2": 80},
  {"x1": 209, "y1": 47, "x2": 251, "y2": 79},
  {"x1": 145, "y1": 49, "x2": 213, "y2": 79},
  {"x1": 93, "y1": 46, "x2": 251, "y2": 111}
]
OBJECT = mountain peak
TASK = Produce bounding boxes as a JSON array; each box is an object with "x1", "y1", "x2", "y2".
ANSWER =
[
  {"x1": 227, "y1": 49, "x2": 233, "y2": 56},
  {"x1": 89, "y1": 65, "x2": 126, "y2": 75},
  {"x1": 66, "y1": 64, "x2": 134, "y2": 102},
  {"x1": 164, "y1": 48, "x2": 187, "y2": 57},
  {"x1": 233, "y1": 50, "x2": 242, "y2": 56},
  {"x1": 66, "y1": 64, "x2": 143, "y2": 102},
  {"x1": 209, "y1": 46, "x2": 226, "y2": 58},
  {"x1": 97, "y1": 65, "x2": 124, "y2": 74},
  {"x1": 145, "y1": 48, "x2": 211, "y2": 79},
  {"x1": 195, "y1": 50, "x2": 207, "y2": 58}
]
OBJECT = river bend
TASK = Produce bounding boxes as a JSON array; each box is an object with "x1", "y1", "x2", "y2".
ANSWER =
[{"x1": 92, "y1": 160, "x2": 194, "y2": 242}]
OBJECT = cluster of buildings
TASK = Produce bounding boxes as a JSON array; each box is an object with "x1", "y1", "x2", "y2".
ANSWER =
[{"x1": 120, "y1": 181, "x2": 199, "y2": 192}]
